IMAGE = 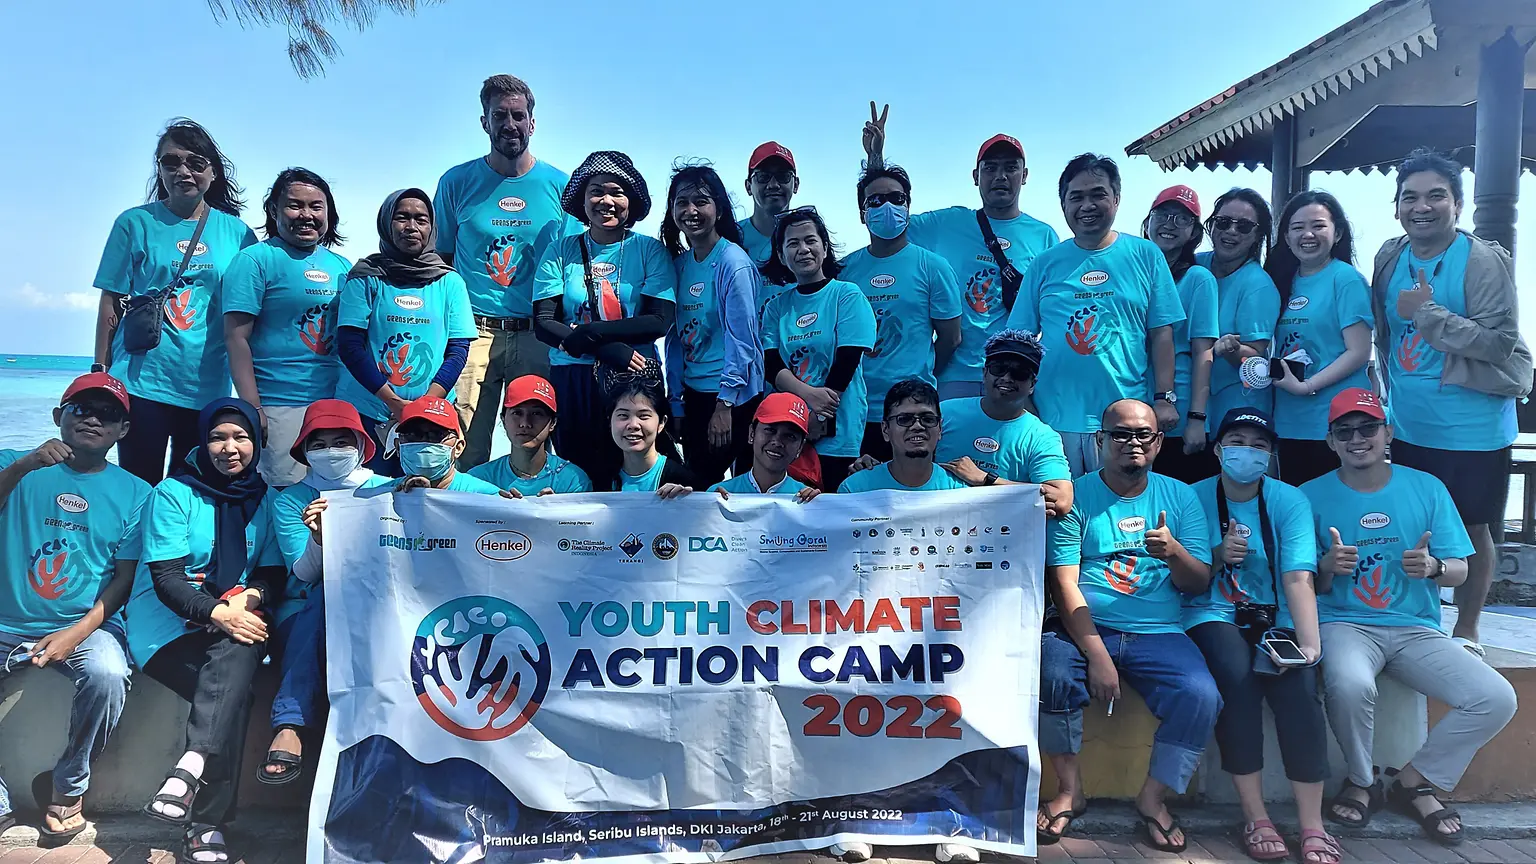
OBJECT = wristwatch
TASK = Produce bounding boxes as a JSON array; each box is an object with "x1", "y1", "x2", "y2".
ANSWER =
[
  {"x1": 1154, "y1": 391, "x2": 1177, "y2": 405},
  {"x1": 1186, "y1": 410, "x2": 1207, "y2": 421},
  {"x1": 983, "y1": 472, "x2": 999, "y2": 486},
  {"x1": 1433, "y1": 556, "x2": 1447, "y2": 581},
  {"x1": 90, "y1": 363, "x2": 106, "y2": 373},
  {"x1": 716, "y1": 397, "x2": 735, "y2": 409}
]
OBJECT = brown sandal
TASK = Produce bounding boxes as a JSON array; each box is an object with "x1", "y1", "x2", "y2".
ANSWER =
[
  {"x1": 32, "y1": 771, "x2": 87, "y2": 847},
  {"x1": 1241, "y1": 820, "x2": 1289, "y2": 861},
  {"x1": 1300, "y1": 829, "x2": 1343, "y2": 864}
]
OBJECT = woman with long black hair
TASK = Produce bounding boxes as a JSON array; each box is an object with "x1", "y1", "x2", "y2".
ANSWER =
[
  {"x1": 1265, "y1": 191, "x2": 1372, "y2": 485},
  {"x1": 760, "y1": 208, "x2": 876, "y2": 491},
  {"x1": 660, "y1": 163, "x2": 763, "y2": 486},
  {"x1": 533, "y1": 151, "x2": 677, "y2": 483},
  {"x1": 92, "y1": 120, "x2": 258, "y2": 485},
  {"x1": 602, "y1": 378, "x2": 701, "y2": 494},
  {"x1": 1199, "y1": 188, "x2": 1280, "y2": 433}
]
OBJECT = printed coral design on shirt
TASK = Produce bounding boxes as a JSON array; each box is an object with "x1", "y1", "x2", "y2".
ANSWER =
[
  {"x1": 1065, "y1": 305, "x2": 1101, "y2": 356},
  {"x1": 788, "y1": 346, "x2": 816, "y2": 382},
  {"x1": 1218, "y1": 566, "x2": 1247, "y2": 604},
  {"x1": 485, "y1": 235, "x2": 518, "y2": 287},
  {"x1": 162, "y1": 275, "x2": 198, "y2": 332},
  {"x1": 964, "y1": 269, "x2": 999, "y2": 315},
  {"x1": 680, "y1": 318, "x2": 704, "y2": 363},
  {"x1": 1396, "y1": 323, "x2": 1429, "y2": 373},
  {"x1": 1352, "y1": 551, "x2": 1391, "y2": 609},
  {"x1": 28, "y1": 539, "x2": 78, "y2": 602},
  {"x1": 378, "y1": 333, "x2": 436, "y2": 389},
  {"x1": 1276, "y1": 330, "x2": 1304, "y2": 360},
  {"x1": 1105, "y1": 552, "x2": 1140, "y2": 595},
  {"x1": 870, "y1": 307, "x2": 903, "y2": 359},
  {"x1": 296, "y1": 303, "x2": 335, "y2": 354}
]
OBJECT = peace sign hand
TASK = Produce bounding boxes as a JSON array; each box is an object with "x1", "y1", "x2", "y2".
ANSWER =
[
  {"x1": 1397, "y1": 266, "x2": 1435, "y2": 320},
  {"x1": 863, "y1": 101, "x2": 889, "y2": 161}
]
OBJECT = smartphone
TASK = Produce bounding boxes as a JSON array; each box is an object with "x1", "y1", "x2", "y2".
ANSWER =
[
  {"x1": 1269, "y1": 358, "x2": 1307, "y2": 381},
  {"x1": 1262, "y1": 635, "x2": 1309, "y2": 666}
]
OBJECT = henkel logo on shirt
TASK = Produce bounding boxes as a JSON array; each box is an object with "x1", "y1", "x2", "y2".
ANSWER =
[
  {"x1": 55, "y1": 493, "x2": 88, "y2": 513},
  {"x1": 1080, "y1": 270, "x2": 1110, "y2": 287},
  {"x1": 304, "y1": 269, "x2": 331, "y2": 284},
  {"x1": 870, "y1": 274, "x2": 897, "y2": 289},
  {"x1": 997, "y1": 238, "x2": 1012, "y2": 251},
  {"x1": 176, "y1": 240, "x2": 209, "y2": 257},
  {"x1": 795, "y1": 312, "x2": 818, "y2": 328},
  {"x1": 1287, "y1": 296, "x2": 1309, "y2": 311},
  {"x1": 687, "y1": 282, "x2": 706, "y2": 298},
  {"x1": 497, "y1": 196, "x2": 527, "y2": 213},
  {"x1": 973, "y1": 437, "x2": 1000, "y2": 454},
  {"x1": 1117, "y1": 516, "x2": 1146, "y2": 533},
  {"x1": 394, "y1": 294, "x2": 425, "y2": 311},
  {"x1": 1231, "y1": 522, "x2": 1252, "y2": 539},
  {"x1": 590, "y1": 262, "x2": 618, "y2": 279},
  {"x1": 1360, "y1": 512, "x2": 1391, "y2": 530}
]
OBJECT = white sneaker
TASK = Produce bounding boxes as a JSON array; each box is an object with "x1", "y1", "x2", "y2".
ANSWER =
[
  {"x1": 830, "y1": 841, "x2": 873, "y2": 862},
  {"x1": 935, "y1": 843, "x2": 980, "y2": 863}
]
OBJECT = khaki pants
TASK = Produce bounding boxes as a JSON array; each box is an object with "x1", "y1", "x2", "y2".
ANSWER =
[{"x1": 456, "y1": 326, "x2": 549, "y2": 468}]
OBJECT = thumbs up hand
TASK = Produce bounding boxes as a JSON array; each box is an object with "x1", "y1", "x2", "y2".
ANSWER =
[
  {"x1": 1322, "y1": 527, "x2": 1358, "y2": 576},
  {"x1": 1401, "y1": 531, "x2": 1438, "y2": 579},
  {"x1": 1221, "y1": 520, "x2": 1250, "y2": 566},
  {"x1": 1145, "y1": 510, "x2": 1178, "y2": 561}
]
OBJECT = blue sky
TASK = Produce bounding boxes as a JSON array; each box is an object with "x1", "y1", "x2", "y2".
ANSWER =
[{"x1": 0, "y1": 0, "x2": 1531, "y2": 356}]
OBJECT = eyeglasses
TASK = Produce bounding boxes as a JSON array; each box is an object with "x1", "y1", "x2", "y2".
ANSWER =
[
  {"x1": 863, "y1": 191, "x2": 910, "y2": 209},
  {"x1": 984, "y1": 357, "x2": 1036, "y2": 379},
  {"x1": 1149, "y1": 211, "x2": 1197, "y2": 229},
  {"x1": 888, "y1": 412, "x2": 940, "y2": 429},
  {"x1": 1329, "y1": 421, "x2": 1384, "y2": 442},
  {"x1": 1208, "y1": 216, "x2": 1259, "y2": 235},
  {"x1": 158, "y1": 153, "x2": 211, "y2": 173},
  {"x1": 63, "y1": 400, "x2": 127, "y2": 424},
  {"x1": 750, "y1": 169, "x2": 796, "y2": 185},
  {"x1": 1105, "y1": 429, "x2": 1161, "y2": 445}
]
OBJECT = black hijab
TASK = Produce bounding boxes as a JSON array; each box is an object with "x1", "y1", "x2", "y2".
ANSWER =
[
  {"x1": 178, "y1": 398, "x2": 268, "y2": 597},
  {"x1": 348, "y1": 188, "x2": 455, "y2": 288}
]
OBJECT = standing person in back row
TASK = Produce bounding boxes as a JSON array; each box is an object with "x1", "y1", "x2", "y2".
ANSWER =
[
  {"x1": 93, "y1": 119, "x2": 258, "y2": 485},
  {"x1": 1198, "y1": 189, "x2": 1280, "y2": 433},
  {"x1": 839, "y1": 157, "x2": 962, "y2": 461},
  {"x1": 861, "y1": 107, "x2": 1058, "y2": 400},
  {"x1": 1008, "y1": 154, "x2": 1185, "y2": 477},
  {"x1": 1370, "y1": 148, "x2": 1532, "y2": 655},
  {"x1": 738, "y1": 143, "x2": 799, "y2": 272},
  {"x1": 435, "y1": 75, "x2": 571, "y2": 470}
]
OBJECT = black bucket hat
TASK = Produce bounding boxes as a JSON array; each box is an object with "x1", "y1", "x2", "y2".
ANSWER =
[{"x1": 562, "y1": 151, "x2": 651, "y2": 226}]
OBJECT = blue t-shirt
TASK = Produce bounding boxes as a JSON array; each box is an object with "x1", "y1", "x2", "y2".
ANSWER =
[
  {"x1": 909, "y1": 207, "x2": 1059, "y2": 385},
  {"x1": 761, "y1": 280, "x2": 877, "y2": 458},
  {"x1": 468, "y1": 452, "x2": 592, "y2": 496},
  {"x1": 712, "y1": 471, "x2": 810, "y2": 496},
  {"x1": 124, "y1": 476, "x2": 282, "y2": 667},
  {"x1": 619, "y1": 455, "x2": 670, "y2": 493},
  {"x1": 1010, "y1": 234, "x2": 1186, "y2": 433},
  {"x1": 0, "y1": 452, "x2": 150, "y2": 639},
  {"x1": 736, "y1": 217, "x2": 775, "y2": 269},
  {"x1": 937, "y1": 398, "x2": 1070, "y2": 483},
  {"x1": 220, "y1": 238, "x2": 352, "y2": 406},
  {"x1": 95, "y1": 202, "x2": 258, "y2": 409},
  {"x1": 1272, "y1": 259, "x2": 1373, "y2": 439},
  {"x1": 1197, "y1": 255, "x2": 1280, "y2": 430},
  {"x1": 1384, "y1": 235, "x2": 1517, "y2": 450},
  {"x1": 1302, "y1": 466, "x2": 1474, "y2": 631},
  {"x1": 837, "y1": 463, "x2": 970, "y2": 493},
  {"x1": 841, "y1": 244, "x2": 964, "y2": 422},
  {"x1": 333, "y1": 272, "x2": 477, "y2": 422},
  {"x1": 532, "y1": 232, "x2": 678, "y2": 367},
  {"x1": 434, "y1": 158, "x2": 572, "y2": 319},
  {"x1": 1048, "y1": 471, "x2": 1211, "y2": 635},
  {"x1": 1182, "y1": 476, "x2": 1315, "y2": 630},
  {"x1": 1156, "y1": 265, "x2": 1219, "y2": 438},
  {"x1": 438, "y1": 472, "x2": 504, "y2": 495}
]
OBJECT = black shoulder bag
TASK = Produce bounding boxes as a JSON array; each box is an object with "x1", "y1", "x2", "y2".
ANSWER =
[
  {"x1": 976, "y1": 209, "x2": 1024, "y2": 311},
  {"x1": 120, "y1": 204, "x2": 210, "y2": 356},
  {"x1": 579, "y1": 237, "x2": 662, "y2": 396}
]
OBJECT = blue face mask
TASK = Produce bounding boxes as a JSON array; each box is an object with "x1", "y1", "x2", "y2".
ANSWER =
[
  {"x1": 398, "y1": 442, "x2": 455, "y2": 481},
  {"x1": 865, "y1": 203, "x2": 909, "y2": 240},
  {"x1": 1219, "y1": 444, "x2": 1270, "y2": 484}
]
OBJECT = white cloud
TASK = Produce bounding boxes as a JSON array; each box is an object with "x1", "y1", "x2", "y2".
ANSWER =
[{"x1": 2, "y1": 283, "x2": 96, "y2": 311}]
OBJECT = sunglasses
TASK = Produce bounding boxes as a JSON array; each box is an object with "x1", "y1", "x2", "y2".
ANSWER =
[
  {"x1": 888, "y1": 412, "x2": 940, "y2": 429},
  {"x1": 863, "y1": 191, "x2": 910, "y2": 209},
  {"x1": 158, "y1": 153, "x2": 211, "y2": 173},
  {"x1": 774, "y1": 205, "x2": 820, "y2": 222},
  {"x1": 1105, "y1": 429, "x2": 1161, "y2": 445},
  {"x1": 1329, "y1": 421, "x2": 1384, "y2": 442},
  {"x1": 63, "y1": 400, "x2": 127, "y2": 424},
  {"x1": 984, "y1": 357, "x2": 1036, "y2": 379},
  {"x1": 750, "y1": 169, "x2": 796, "y2": 185},
  {"x1": 1149, "y1": 211, "x2": 1197, "y2": 228},
  {"x1": 1208, "y1": 216, "x2": 1259, "y2": 235}
]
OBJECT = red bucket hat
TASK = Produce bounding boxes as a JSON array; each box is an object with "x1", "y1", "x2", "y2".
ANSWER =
[{"x1": 289, "y1": 399, "x2": 376, "y2": 465}]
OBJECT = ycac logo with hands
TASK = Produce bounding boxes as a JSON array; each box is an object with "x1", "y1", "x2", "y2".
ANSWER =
[{"x1": 412, "y1": 596, "x2": 552, "y2": 741}]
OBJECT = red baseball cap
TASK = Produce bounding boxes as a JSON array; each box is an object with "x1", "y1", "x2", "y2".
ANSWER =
[
  {"x1": 61, "y1": 372, "x2": 130, "y2": 413},
  {"x1": 289, "y1": 398, "x2": 376, "y2": 465},
  {"x1": 503, "y1": 375, "x2": 557, "y2": 412},
  {"x1": 1328, "y1": 387, "x2": 1386, "y2": 424},
  {"x1": 754, "y1": 392, "x2": 811, "y2": 434},
  {"x1": 1152, "y1": 185, "x2": 1202, "y2": 219},
  {"x1": 399, "y1": 396, "x2": 461, "y2": 434},
  {"x1": 748, "y1": 141, "x2": 796, "y2": 172},
  {"x1": 976, "y1": 134, "x2": 1025, "y2": 164}
]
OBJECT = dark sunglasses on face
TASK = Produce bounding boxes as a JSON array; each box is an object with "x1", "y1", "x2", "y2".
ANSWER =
[
  {"x1": 863, "y1": 191, "x2": 910, "y2": 209},
  {"x1": 63, "y1": 401, "x2": 127, "y2": 424},
  {"x1": 1330, "y1": 421, "x2": 1384, "y2": 442},
  {"x1": 751, "y1": 169, "x2": 795, "y2": 185},
  {"x1": 158, "y1": 153, "x2": 211, "y2": 173},
  {"x1": 888, "y1": 412, "x2": 940, "y2": 429},
  {"x1": 1106, "y1": 429, "x2": 1160, "y2": 445},
  {"x1": 1208, "y1": 216, "x2": 1259, "y2": 235},
  {"x1": 1149, "y1": 210, "x2": 1196, "y2": 228},
  {"x1": 985, "y1": 358, "x2": 1036, "y2": 379}
]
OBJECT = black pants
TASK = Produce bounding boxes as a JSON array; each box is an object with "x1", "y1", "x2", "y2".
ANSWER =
[
  {"x1": 120, "y1": 397, "x2": 200, "y2": 485},
  {"x1": 549, "y1": 365, "x2": 620, "y2": 487},
  {"x1": 1153, "y1": 436, "x2": 1217, "y2": 484},
  {"x1": 143, "y1": 629, "x2": 265, "y2": 825},
  {"x1": 861, "y1": 422, "x2": 893, "y2": 462},
  {"x1": 1278, "y1": 438, "x2": 1337, "y2": 486},
  {"x1": 680, "y1": 388, "x2": 757, "y2": 487},
  {"x1": 819, "y1": 454, "x2": 854, "y2": 492},
  {"x1": 1188, "y1": 621, "x2": 1328, "y2": 782}
]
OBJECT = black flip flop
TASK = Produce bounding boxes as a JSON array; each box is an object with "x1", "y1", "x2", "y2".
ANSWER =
[
  {"x1": 257, "y1": 748, "x2": 304, "y2": 786},
  {"x1": 143, "y1": 767, "x2": 202, "y2": 826},
  {"x1": 31, "y1": 771, "x2": 87, "y2": 848},
  {"x1": 1036, "y1": 802, "x2": 1088, "y2": 845},
  {"x1": 1137, "y1": 809, "x2": 1187, "y2": 854}
]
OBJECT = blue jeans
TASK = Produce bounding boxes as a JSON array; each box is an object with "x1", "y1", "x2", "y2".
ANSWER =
[
  {"x1": 271, "y1": 588, "x2": 325, "y2": 730},
  {"x1": 1039, "y1": 623, "x2": 1221, "y2": 793},
  {"x1": 0, "y1": 626, "x2": 131, "y2": 816}
]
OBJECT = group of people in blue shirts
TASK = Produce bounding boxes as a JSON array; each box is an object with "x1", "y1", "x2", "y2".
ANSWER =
[{"x1": 0, "y1": 74, "x2": 1529, "y2": 864}]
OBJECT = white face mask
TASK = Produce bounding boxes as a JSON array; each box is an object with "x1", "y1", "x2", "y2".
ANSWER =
[{"x1": 307, "y1": 446, "x2": 362, "y2": 482}]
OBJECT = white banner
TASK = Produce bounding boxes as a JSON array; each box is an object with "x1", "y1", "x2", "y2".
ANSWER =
[{"x1": 308, "y1": 485, "x2": 1044, "y2": 864}]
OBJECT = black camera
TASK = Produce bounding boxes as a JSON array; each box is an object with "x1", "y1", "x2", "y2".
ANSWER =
[{"x1": 1235, "y1": 602, "x2": 1278, "y2": 634}]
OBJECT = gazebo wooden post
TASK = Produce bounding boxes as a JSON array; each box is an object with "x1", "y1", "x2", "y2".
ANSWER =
[
  {"x1": 1270, "y1": 114, "x2": 1310, "y2": 211},
  {"x1": 1473, "y1": 28, "x2": 1530, "y2": 258}
]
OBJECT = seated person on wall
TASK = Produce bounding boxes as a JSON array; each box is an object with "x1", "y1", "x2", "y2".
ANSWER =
[
  {"x1": 711, "y1": 393, "x2": 821, "y2": 501},
  {"x1": 1304, "y1": 388, "x2": 1517, "y2": 848},
  {"x1": 468, "y1": 375, "x2": 593, "y2": 498},
  {"x1": 257, "y1": 399, "x2": 394, "y2": 787},
  {"x1": 394, "y1": 396, "x2": 503, "y2": 495},
  {"x1": 1184, "y1": 408, "x2": 1336, "y2": 864},
  {"x1": 838, "y1": 380, "x2": 969, "y2": 494},
  {"x1": 1038, "y1": 399, "x2": 1218, "y2": 854},
  {"x1": 0, "y1": 373, "x2": 148, "y2": 842}
]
